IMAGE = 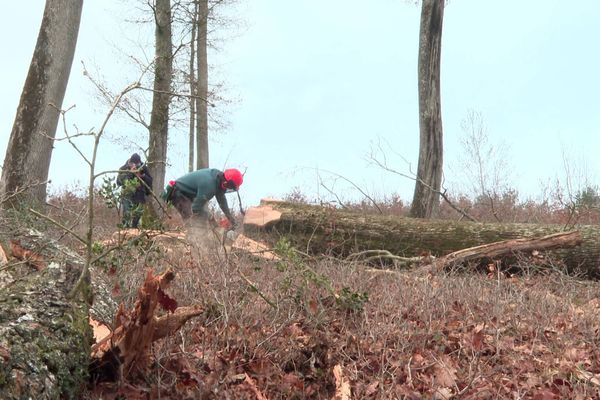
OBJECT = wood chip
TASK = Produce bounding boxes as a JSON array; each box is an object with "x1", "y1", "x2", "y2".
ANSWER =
[{"x1": 332, "y1": 364, "x2": 351, "y2": 400}]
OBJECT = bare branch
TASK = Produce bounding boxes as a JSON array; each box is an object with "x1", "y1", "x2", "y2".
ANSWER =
[
  {"x1": 137, "y1": 85, "x2": 214, "y2": 106},
  {"x1": 308, "y1": 167, "x2": 382, "y2": 214},
  {"x1": 368, "y1": 140, "x2": 478, "y2": 222},
  {"x1": 29, "y1": 208, "x2": 87, "y2": 246},
  {"x1": 318, "y1": 179, "x2": 347, "y2": 209}
]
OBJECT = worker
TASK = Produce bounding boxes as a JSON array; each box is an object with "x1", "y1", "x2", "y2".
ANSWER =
[
  {"x1": 117, "y1": 153, "x2": 153, "y2": 228},
  {"x1": 161, "y1": 168, "x2": 243, "y2": 228}
]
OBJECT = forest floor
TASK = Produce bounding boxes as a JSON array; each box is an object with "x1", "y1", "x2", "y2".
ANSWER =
[{"x1": 81, "y1": 223, "x2": 600, "y2": 400}]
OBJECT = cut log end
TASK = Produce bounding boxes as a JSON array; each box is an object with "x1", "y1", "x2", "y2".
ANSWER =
[{"x1": 243, "y1": 204, "x2": 282, "y2": 228}]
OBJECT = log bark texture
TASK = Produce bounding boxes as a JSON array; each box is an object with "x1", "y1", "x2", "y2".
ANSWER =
[
  {"x1": 243, "y1": 200, "x2": 600, "y2": 277},
  {"x1": 0, "y1": 229, "x2": 95, "y2": 399},
  {"x1": 435, "y1": 231, "x2": 582, "y2": 270}
]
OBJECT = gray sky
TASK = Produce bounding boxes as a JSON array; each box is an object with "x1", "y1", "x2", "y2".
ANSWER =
[{"x1": 2, "y1": 1, "x2": 599, "y2": 208}]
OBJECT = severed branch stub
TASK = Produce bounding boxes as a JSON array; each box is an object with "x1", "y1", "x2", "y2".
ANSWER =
[
  {"x1": 432, "y1": 230, "x2": 583, "y2": 272},
  {"x1": 90, "y1": 268, "x2": 203, "y2": 382}
]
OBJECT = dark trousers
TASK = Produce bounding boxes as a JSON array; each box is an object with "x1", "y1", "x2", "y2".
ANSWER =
[
  {"x1": 172, "y1": 192, "x2": 193, "y2": 219},
  {"x1": 172, "y1": 192, "x2": 209, "y2": 223},
  {"x1": 121, "y1": 198, "x2": 143, "y2": 228}
]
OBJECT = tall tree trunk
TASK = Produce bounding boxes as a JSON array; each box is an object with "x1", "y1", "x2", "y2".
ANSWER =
[
  {"x1": 195, "y1": 0, "x2": 209, "y2": 169},
  {"x1": 410, "y1": 0, "x2": 445, "y2": 219},
  {"x1": 188, "y1": 1, "x2": 197, "y2": 172},
  {"x1": 1, "y1": 0, "x2": 83, "y2": 209},
  {"x1": 148, "y1": 0, "x2": 173, "y2": 193}
]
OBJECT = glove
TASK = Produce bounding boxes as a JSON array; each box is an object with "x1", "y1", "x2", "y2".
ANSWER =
[{"x1": 219, "y1": 218, "x2": 231, "y2": 229}]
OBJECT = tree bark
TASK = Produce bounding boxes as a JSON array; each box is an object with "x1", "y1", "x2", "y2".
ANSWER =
[
  {"x1": 243, "y1": 200, "x2": 600, "y2": 277},
  {"x1": 411, "y1": 0, "x2": 445, "y2": 219},
  {"x1": 1, "y1": 0, "x2": 83, "y2": 209},
  {"x1": 148, "y1": 0, "x2": 173, "y2": 193},
  {"x1": 188, "y1": 1, "x2": 197, "y2": 172},
  {"x1": 434, "y1": 230, "x2": 582, "y2": 270},
  {"x1": 0, "y1": 228, "x2": 103, "y2": 399},
  {"x1": 195, "y1": 0, "x2": 209, "y2": 169}
]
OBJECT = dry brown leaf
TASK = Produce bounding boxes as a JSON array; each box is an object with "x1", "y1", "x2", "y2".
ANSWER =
[
  {"x1": 287, "y1": 322, "x2": 304, "y2": 338},
  {"x1": 573, "y1": 298, "x2": 600, "y2": 316},
  {"x1": 574, "y1": 367, "x2": 600, "y2": 386},
  {"x1": 282, "y1": 373, "x2": 303, "y2": 391},
  {"x1": 564, "y1": 347, "x2": 586, "y2": 362},
  {"x1": 433, "y1": 387, "x2": 453, "y2": 399},
  {"x1": 0, "y1": 345, "x2": 10, "y2": 362},
  {"x1": 471, "y1": 330, "x2": 485, "y2": 351},
  {"x1": 244, "y1": 373, "x2": 268, "y2": 400},
  {"x1": 532, "y1": 390, "x2": 558, "y2": 400},
  {"x1": 10, "y1": 240, "x2": 46, "y2": 270},
  {"x1": 433, "y1": 358, "x2": 458, "y2": 388},
  {"x1": 364, "y1": 381, "x2": 379, "y2": 397}
]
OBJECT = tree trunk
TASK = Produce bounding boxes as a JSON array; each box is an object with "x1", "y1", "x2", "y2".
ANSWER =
[
  {"x1": 148, "y1": 0, "x2": 173, "y2": 193},
  {"x1": 243, "y1": 200, "x2": 600, "y2": 277},
  {"x1": 0, "y1": 228, "x2": 103, "y2": 399},
  {"x1": 195, "y1": 0, "x2": 209, "y2": 169},
  {"x1": 411, "y1": 0, "x2": 445, "y2": 219},
  {"x1": 1, "y1": 0, "x2": 83, "y2": 209},
  {"x1": 188, "y1": 1, "x2": 197, "y2": 172}
]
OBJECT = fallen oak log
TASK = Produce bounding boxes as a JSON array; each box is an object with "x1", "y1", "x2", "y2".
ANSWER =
[{"x1": 243, "y1": 200, "x2": 598, "y2": 277}]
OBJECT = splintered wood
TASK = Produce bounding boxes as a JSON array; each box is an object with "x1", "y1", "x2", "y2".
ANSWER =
[
  {"x1": 333, "y1": 364, "x2": 351, "y2": 400},
  {"x1": 0, "y1": 243, "x2": 7, "y2": 266},
  {"x1": 89, "y1": 317, "x2": 111, "y2": 344},
  {"x1": 90, "y1": 268, "x2": 203, "y2": 381}
]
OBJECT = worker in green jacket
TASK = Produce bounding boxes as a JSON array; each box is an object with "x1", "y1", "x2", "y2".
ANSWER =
[{"x1": 161, "y1": 168, "x2": 243, "y2": 227}]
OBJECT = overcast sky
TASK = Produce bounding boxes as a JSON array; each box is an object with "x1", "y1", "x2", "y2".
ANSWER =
[{"x1": 1, "y1": 1, "x2": 599, "y2": 208}]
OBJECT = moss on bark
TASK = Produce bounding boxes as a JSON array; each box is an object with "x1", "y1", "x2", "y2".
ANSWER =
[{"x1": 0, "y1": 229, "x2": 93, "y2": 399}]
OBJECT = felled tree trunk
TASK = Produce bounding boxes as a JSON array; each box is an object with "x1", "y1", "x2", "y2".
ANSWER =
[
  {"x1": 243, "y1": 200, "x2": 600, "y2": 277},
  {"x1": 0, "y1": 229, "x2": 97, "y2": 399}
]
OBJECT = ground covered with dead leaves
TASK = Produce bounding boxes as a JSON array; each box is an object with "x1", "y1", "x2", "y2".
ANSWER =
[{"x1": 82, "y1": 230, "x2": 600, "y2": 400}]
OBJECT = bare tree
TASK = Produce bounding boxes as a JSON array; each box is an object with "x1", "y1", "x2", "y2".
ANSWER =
[
  {"x1": 410, "y1": 0, "x2": 445, "y2": 219},
  {"x1": 196, "y1": 0, "x2": 210, "y2": 169},
  {"x1": 1, "y1": 0, "x2": 83, "y2": 208},
  {"x1": 188, "y1": 1, "x2": 197, "y2": 172},
  {"x1": 454, "y1": 110, "x2": 513, "y2": 222},
  {"x1": 148, "y1": 0, "x2": 174, "y2": 193}
]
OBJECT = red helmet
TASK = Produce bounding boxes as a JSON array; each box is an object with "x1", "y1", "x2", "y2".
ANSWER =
[{"x1": 222, "y1": 168, "x2": 243, "y2": 191}]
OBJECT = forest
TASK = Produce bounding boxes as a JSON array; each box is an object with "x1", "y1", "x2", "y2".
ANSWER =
[{"x1": 1, "y1": 1, "x2": 600, "y2": 399}]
